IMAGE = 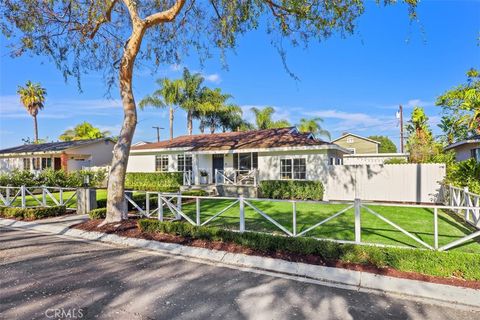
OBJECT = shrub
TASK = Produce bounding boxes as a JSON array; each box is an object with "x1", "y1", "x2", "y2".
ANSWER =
[
  {"x1": 259, "y1": 180, "x2": 324, "y2": 200},
  {"x1": 137, "y1": 219, "x2": 480, "y2": 281},
  {"x1": 0, "y1": 206, "x2": 66, "y2": 220},
  {"x1": 125, "y1": 172, "x2": 182, "y2": 191},
  {"x1": 89, "y1": 208, "x2": 107, "y2": 219},
  {"x1": 384, "y1": 158, "x2": 407, "y2": 164},
  {"x1": 446, "y1": 158, "x2": 480, "y2": 194},
  {"x1": 182, "y1": 190, "x2": 208, "y2": 196},
  {"x1": 0, "y1": 169, "x2": 36, "y2": 187}
]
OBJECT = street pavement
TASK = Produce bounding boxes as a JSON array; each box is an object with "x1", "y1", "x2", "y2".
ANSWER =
[{"x1": 0, "y1": 227, "x2": 478, "y2": 320}]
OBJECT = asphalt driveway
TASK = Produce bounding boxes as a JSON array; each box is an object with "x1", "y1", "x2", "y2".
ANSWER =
[{"x1": 0, "y1": 227, "x2": 478, "y2": 320}]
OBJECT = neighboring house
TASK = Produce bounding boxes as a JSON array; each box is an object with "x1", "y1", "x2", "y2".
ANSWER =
[
  {"x1": 333, "y1": 133, "x2": 380, "y2": 154},
  {"x1": 128, "y1": 127, "x2": 349, "y2": 187},
  {"x1": 0, "y1": 139, "x2": 114, "y2": 173},
  {"x1": 333, "y1": 132, "x2": 409, "y2": 164},
  {"x1": 444, "y1": 135, "x2": 480, "y2": 162}
]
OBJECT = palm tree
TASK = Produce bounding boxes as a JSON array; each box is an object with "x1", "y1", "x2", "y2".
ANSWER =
[
  {"x1": 17, "y1": 81, "x2": 46, "y2": 143},
  {"x1": 251, "y1": 106, "x2": 291, "y2": 129},
  {"x1": 139, "y1": 78, "x2": 184, "y2": 140},
  {"x1": 297, "y1": 117, "x2": 331, "y2": 140},
  {"x1": 180, "y1": 68, "x2": 204, "y2": 135}
]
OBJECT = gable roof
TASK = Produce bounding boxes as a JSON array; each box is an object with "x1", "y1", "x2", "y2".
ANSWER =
[
  {"x1": 332, "y1": 133, "x2": 381, "y2": 145},
  {"x1": 0, "y1": 138, "x2": 111, "y2": 155},
  {"x1": 132, "y1": 127, "x2": 333, "y2": 152},
  {"x1": 444, "y1": 135, "x2": 480, "y2": 151}
]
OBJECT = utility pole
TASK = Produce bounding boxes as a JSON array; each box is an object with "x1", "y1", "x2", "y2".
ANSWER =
[
  {"x1": 398, "y1": 105, "x2": 404, "y2": 153},
  {"x1": 152, "y1": 126, "x2": 164, "y2": 142}
]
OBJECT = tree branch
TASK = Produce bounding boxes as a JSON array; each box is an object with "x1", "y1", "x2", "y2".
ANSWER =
[
  {"x1": 89, "y1": 0, "x2": 119, "y2": 39},
  {"x1": 144, "y1": 0, "x2": 186, "y2": 27}
]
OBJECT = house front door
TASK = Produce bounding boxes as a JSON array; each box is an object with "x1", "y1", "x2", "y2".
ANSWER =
[{"x1": 212, "y1": 154, "x2": 224, "y2": 183}]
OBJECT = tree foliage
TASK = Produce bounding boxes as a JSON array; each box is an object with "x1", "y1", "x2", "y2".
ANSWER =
[
  {"x1": 436, "y1": 68, "x2": 480, "y2": 141},
  {"x1": 251, "y1": 106, "x2": 290, "y2": 130},
  {"x1": 368, "y1": 135, "x2": 397, "y2": 153},
  {"x1": 17, "y1": 81, "x2": 46, "y2": 143},
  {"x1": 59, "y1": 122, "x2": 111, "y2": 141},
  {"x1": 298, "y1": 117, "x2": 330, "y2": 140},
  {"x1": 406, "y1": 107, "x2": 441, "y2": 163}
]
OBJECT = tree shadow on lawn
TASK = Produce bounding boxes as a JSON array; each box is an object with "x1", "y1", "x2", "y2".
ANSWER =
[{"x1": 0, "y1": 228, "x2": 458, "y2": 320}]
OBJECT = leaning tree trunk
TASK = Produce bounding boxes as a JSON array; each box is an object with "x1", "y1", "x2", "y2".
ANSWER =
[
  {"x1": 33, "y1": 114, "x2": 39, "y2": 143},
  {"x1": 169, "y1": 105, "x2": 174, "y2": 140},
  {"x1": 104, "y1": 22, "x2": 146, "y2": 223}
]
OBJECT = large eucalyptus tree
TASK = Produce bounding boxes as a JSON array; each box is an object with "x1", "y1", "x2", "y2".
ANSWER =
[{"x1": 1, "y1": 0, "x2": 417, "y2": 223}]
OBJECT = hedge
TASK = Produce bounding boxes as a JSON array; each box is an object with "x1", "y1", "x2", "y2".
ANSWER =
[
  {"x1": 137, "y1": 219, "x2": 480, "y2": 281},
  {"x1": 125, "y1": 172, "x2": 182, "y2": 191},
  {"x1": 259, "y1": 180, "x2": 324, "y2": 200},
  {"x1": 0, "y1": 168, "x2": 107, "y2": 188},
  {"x1": 89, "y1": 208, "x2": 107, "y2": 219},
  {"x1": 0, "y1": 206, "x2": 67, "y2": 220}
]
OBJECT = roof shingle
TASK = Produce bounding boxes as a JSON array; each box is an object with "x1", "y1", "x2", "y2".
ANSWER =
[
  {"x1": 0, "y1": 139, "x2": 110, "y2": 155},
  {"x1": 132, "y1": 127, "x2": 330, "y2": 151}
]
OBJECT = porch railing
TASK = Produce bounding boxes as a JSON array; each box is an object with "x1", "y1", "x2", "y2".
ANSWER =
[{"x1": 214, "y1": 169, "x2": 258, "y2": 186}]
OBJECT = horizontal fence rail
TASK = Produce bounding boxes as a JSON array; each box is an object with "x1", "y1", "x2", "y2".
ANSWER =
[{"x1": 0, "y1": 185, "x2": 78, "y2": 209}]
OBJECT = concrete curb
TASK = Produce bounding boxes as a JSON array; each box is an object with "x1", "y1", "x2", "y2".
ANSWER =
[{"x1": 1, "y1": 217, "x2": 479, "y2": 309}]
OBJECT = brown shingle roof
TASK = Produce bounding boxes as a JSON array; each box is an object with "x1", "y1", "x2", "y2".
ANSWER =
[{"x1": 132, "y1": 127, "x2": 330, "y2": 151}]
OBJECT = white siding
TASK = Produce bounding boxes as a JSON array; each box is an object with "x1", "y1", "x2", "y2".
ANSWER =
[
  {"x1": 452, "y1": 143, "x2": 477, "y2": 162},
  {"x1": 70, "y1": 140, "x2": 114, "y2": 167},
  {"x1": 127, "y1": 154, "x2": 156, "y2": 172},
  {"x1": 258, "y1": 150, "x2": 329, "y2": 181},
  {"x1": 0, "y1": 158, "x2": 23, "y2": 173}
]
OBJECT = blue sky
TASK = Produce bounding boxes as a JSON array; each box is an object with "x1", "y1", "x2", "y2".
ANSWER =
[{"x1": 1, "y1": 0, "x2": 479, "y2": 149}]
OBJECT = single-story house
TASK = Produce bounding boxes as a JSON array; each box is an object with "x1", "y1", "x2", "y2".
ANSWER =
[
  {"x1": 333, "y1": 132, "x2": 408, "y2": 164},
  {"x1": 444, "y1": 135, "x2": 480, "y2": 162},
  {"x1": 128, "y1": 127, "x2": 350, "y2": 186},
  {"x1": 0, "y1": 138, "x2": 114, "y2": 173}
]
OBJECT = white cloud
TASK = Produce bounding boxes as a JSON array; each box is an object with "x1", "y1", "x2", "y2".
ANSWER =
[
  {"x1": 375, "y1": 99, "x2": 434, "y2": 110},
  {"x1": 203, "y1": 73, "x2": 221, "y2": 84}
]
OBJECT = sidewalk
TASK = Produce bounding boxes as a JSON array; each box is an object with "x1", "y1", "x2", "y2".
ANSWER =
[{"x1": 1, "y1": 215, "x2": 479, "y2": 310}]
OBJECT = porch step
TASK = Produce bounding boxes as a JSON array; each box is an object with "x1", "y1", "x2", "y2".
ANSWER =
[{"x1": 180, "y1": 184, "x2": 217, "y2": 196}]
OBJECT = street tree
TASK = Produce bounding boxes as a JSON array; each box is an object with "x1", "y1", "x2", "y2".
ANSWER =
[
  {"x1": 59, "y1": 122, "x2": 111, "y2": 141},
  {"x1": 368, "y1": 135, "x2": 397, "y2": 153},
  {"x1": 1, "y1": 0, "x2": 418, "y2": 222}
]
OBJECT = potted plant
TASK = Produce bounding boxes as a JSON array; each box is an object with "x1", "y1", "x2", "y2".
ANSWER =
[{"x1": 200, "y1": 170, "x2": 209, "y2": 184}]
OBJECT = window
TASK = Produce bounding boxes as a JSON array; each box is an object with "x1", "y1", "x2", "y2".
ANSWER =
[
  {"x1": 178, "y1": 154, "x2": 192, "y2": 172},
  {"x1": 280, "y1": 158, "x2": 306, "y2": 180},
  {"x1": 155, "y1": 155, "x2": 169, "y2": 172},
  {"x1": 329, "y1": 157, "x2": 334, "y2": 165},
  {"x1": 346, "y1": 137, "x2": 354, "y2": 144},
  {"x1": 41, "y1": 157, "x2": 52, "y2": 169},
  {"x1": 472, "y1": 148, "x2": 480, "y2": 162},
  {"x1": 32, "y1": 158, "x2": 41, "y2": 170},
  {"x1": 23, "y1": 158, "x2": 31, "y2": 171},
  {"x1": 335, "y1": 158, "x2": 342, "y2": 165},
  {"x1": 347, "y1": 148, "x2": 356, "y2": 154},
  {"x1": 233, "y1": 153, "x2": 258, "y2": 170}
]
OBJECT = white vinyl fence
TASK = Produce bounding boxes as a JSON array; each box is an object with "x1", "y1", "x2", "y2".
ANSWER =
[
  {"x1": 123, "y1": 190, "x2": 479, "y2": 252},
  {"x1": 324, "y1": 163, "x2": 446, "y2": 203},
  {"x1": 0, "y1": 185, "x2": 78, "y2": 209}
]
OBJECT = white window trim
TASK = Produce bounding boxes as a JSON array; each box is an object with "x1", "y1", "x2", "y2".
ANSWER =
[{"x1": 279, "y1": 157, "x2": 307, "y2": 180}]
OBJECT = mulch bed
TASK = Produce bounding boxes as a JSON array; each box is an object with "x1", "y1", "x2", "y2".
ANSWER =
[{"x1": 72, "y1": 218, "x2": 480, "y2": 290}]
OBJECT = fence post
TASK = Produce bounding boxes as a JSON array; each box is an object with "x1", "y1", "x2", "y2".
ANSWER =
[
  {"x1": 146, "y1": 192, "x2": 150, "y2": 216},
  {"x1": 292, "y1": 201, "x2": 297, "y2": 236},
  {"x1": 59, "y1": 188, "x2": 64, "y2": 206},
  {"x1": 76, "y1": 188, "x2": 97, "y2": 215},
  {"x1": 354, "y1": 198, "x2": 361, "y2": 244},
  {"x1": 239, "y1": 196, "x2": 245, "y2": 232},
  {"x1": 464, "y1": 187, "x2": 470, "y2": 221},
  {"x1": 21, "y1": 185, "x2": 26, "y2": 209},
  {"x1": 6, "y1": 187, "x2": 10, "y2": 204},
  {"x1": 176, "y1": 192, "x2": 182, "y2": 219},
  {"x1": 196, "y1": 197, "x2": 201, "y2": 226},
  {"x1": 42, "y1": 186, "x2": 47, "y2": 206},
  {"x1": 434, "y1": 207, "x2": 439, "y2": 250},
  {"x1": 158, "y1": 194, "x2": 163, "y2": 221}
]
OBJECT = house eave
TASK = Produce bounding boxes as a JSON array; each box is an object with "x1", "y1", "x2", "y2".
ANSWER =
[{"x1": 444, "y1": 139, "x2": 480, "y2": 151}]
